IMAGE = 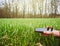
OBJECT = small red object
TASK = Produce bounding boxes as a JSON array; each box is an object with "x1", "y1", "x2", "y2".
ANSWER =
[{"x1": 47, "y1": 26, "x2": 53, "y2": 31}]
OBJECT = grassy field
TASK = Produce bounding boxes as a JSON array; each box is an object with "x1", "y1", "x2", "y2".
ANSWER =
[{"x1": 0, "y1": 18, "x2": 60, "y2": 46}]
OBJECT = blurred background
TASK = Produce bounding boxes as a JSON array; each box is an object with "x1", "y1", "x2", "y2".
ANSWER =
[{"x1": 0, "y1": 0, "x2": 60, "y2": 18}]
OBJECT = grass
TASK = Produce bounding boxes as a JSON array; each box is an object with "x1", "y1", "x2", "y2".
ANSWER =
[{"x1": 0, "y1": 18, "x2": 60, "y2": 46}]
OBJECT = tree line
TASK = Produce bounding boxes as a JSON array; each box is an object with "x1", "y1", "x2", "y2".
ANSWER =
[{"x1": 0, "y1": 0, "x2": 60, "y2": 18}]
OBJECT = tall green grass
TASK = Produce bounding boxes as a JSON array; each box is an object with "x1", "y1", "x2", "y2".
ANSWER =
[{"x1": 0, "y1": 18, "x2": 60, "y2": 46}]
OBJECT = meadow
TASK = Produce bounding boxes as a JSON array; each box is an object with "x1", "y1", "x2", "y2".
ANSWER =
[{"x1": 0, "y1": 18, "x2": 60, "y2": 46}]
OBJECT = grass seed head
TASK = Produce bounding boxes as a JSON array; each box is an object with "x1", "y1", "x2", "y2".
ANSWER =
[{"x1": 35, "y1": 42, "x2": 43, "y2": 46}]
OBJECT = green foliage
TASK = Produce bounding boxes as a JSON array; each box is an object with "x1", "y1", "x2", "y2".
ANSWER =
[{"x1": 0, "y1": 18, "x2": 60, "y2": 46}]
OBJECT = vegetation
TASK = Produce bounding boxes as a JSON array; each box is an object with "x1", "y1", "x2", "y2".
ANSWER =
[
  {"x1": 0, "y1": 0, "x2": 60, "y2": 18},
  {"x1": 0, "y1": 0, "x2": 60, "y2": 46},
  {"x1": 0, "y1": 18, "x2": 60, "y2": 46}
]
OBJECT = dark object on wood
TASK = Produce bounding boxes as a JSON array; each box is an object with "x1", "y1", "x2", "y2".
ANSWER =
[
  {"x1": 47, "y1": 26, "x2": 53, "y2": 31},
  {"x1": 51, "y1": 27, "x2": 53, "y2": 31},
  {"x1": 47, "y1": 27, "x2": 49, "y2": 31}
]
